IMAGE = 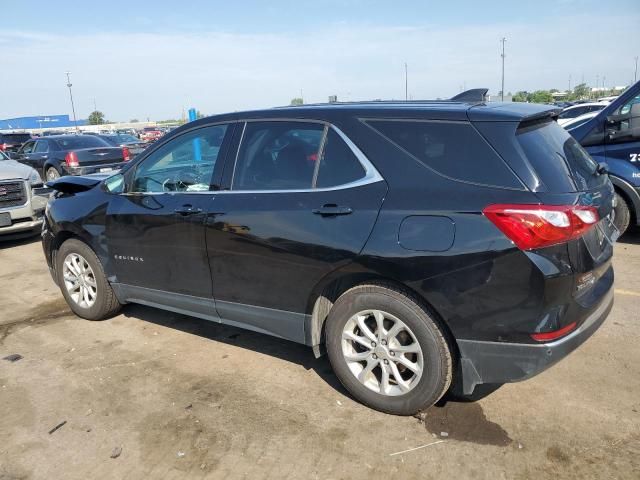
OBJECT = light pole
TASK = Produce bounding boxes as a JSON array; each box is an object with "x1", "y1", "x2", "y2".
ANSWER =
[
  {"x1": 404, "y1": 62, "x2": 408, "y2": 101},
  {"x1": 635, "y1": 56, "x2": 638, "y2": 83},
  {"x1": 500, "y1": 37, "x2": 506, "y2": 101},
  {"x1": 65, "y1": 71, "x2": 79, "y2": 131}
]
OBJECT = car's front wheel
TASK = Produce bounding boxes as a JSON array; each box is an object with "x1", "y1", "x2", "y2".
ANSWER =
[
  {"x1": 325, "y1": 283, "x2": 452, "y2": 415},
  {"x1": 56, "y1": 239, "x2": 121, "y2": 320}
]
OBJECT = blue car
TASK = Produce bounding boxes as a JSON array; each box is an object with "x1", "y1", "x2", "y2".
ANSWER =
[{"x1": 567, "y1": 80, "x2": 640, "y2": 234}]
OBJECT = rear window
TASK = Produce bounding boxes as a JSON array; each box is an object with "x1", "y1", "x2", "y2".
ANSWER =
[
  {"x1": 1, "y1": 133, "x2": 31, "y2": 143},
  {"x1": 366, "y1": 119, "x2": 521, "y2": 188},
  {"x1": 54, "y1": 136, "x2": 110, "y2": 150},
  {"x1": 516, "y1": 120, "x2": 605, "y2": 192}
]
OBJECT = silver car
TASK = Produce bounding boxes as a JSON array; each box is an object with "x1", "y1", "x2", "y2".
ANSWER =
[{"x1": 0, "y1": 150, "x2": 49, "y2": 239}]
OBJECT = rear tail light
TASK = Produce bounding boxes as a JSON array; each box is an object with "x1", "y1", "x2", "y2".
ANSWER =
[
  {"x1": 483, "y1": 204, "x2": 599, "y2": 250},
  {"x1": 65, "y1": 151, "x2": 79, "y2": 167},
  {"x1": 0, "y1": 143, "x2": 7, "y2": 151},
  {"x1": 531, "y1": 321, "x2": 578, "y2": 342},
  {"x1": 122, "y1": 146, "x2": 131, "y2": 161}
]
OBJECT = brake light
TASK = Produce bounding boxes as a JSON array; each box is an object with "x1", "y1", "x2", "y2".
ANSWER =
[
  {"x1": 483, "y1": 204, "x2": 599, "y2": 250},
  {"x1": 122, "y1": 146, "x2": 131, "y2": 161},
  {"x1": 0, "y1": 143, "x2": 7, "y2": 151},
  {"x1": 65, "y1": 151, "x2": 79, "y2": 167},
  {"x1": 531, "y1": 321, "x2": 578, "y2": 342}
]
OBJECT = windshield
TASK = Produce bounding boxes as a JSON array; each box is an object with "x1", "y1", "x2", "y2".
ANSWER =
[
  {"x1": 517, "y1": 120, "x2": 606, "y2": 192},
  {"x1": 0, "y1": 150, "x2": 9, "y2": 160}
]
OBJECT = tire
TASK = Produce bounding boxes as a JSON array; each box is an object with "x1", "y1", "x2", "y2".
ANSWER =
[
  {"x1": 56, "y1": 238, "x2": 121, "y2": 320},
  {"x1": 612, "y1": 192, "x2": 631, "y2": 236},
  {"x1": 325, "y1": 282, "x2": 452, "y2": 415},
  {"x1": 45, "y1": 166, "x2": 60, "y2": 182}
]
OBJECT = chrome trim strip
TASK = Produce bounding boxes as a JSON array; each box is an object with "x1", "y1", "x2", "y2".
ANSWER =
[{"x1": 121, "y1": 123, "x2": 385, "y2": 196}]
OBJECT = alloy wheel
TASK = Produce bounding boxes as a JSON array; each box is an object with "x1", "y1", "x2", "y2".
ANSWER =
[
  {"x1": 62, "y1": 253, "x2": 98, "y2": 309},
  {"x1": 341, "y1": 309, "x2": 424, "y2": 396}
]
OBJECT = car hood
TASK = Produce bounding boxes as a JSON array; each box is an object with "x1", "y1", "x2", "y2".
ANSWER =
[{"x1": 0, "y1": 160, "x2": 33, "y2": 181}]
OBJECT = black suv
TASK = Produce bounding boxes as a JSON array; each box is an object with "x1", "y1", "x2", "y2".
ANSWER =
[{"x1": 42, "y1": 100, "x2": 616, "y2": 415}]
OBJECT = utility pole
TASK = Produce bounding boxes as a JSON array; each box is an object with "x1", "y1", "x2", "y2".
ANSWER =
[
  {"x1": 568, "y1": 74, "x2": 572, "y2": 92},
  {"x1": 65, "y1": 71, "x2": 79, "y2": 131},
  {"x1": 500, "y1": 37, "x2": 506, "y2": 101},
  {"x1": 93, "y1": 97, "x2": 97, "y2": 112},
  {"x1": 404, "y1": 62, "x2": 408, "y2": 101},
  {"x1": 635, "y1": 56, "x2": 638, "y2": 83}
]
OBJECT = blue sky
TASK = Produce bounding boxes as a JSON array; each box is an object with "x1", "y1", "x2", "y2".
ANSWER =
[{"x1": 2, "y1": 0, "x2": 639, "y2": 120}]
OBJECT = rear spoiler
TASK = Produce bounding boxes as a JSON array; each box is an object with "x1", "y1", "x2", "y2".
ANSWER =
[{"x1": 450, "y1": 88, "x2": 488, "y2": 102}]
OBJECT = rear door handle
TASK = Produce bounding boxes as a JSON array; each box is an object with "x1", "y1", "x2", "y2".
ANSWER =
[
  {"x1": 312, "y1": 204, "x2": 353, "y2": 216},
  {"x1": 175, "y1": 205, "x2": 203, "y2": 216}
]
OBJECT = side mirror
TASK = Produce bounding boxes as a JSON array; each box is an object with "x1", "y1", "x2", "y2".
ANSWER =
[{"x1": 103, "y1": 173, "x2": 125, "y2": 194}]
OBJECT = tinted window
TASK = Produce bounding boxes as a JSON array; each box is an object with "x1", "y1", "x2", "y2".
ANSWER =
[
  {"x1": 116, "y1": 134, "x2": 139, "y2": 143},
  {"x1": 55, "y1": 136, "x2": 110, "y2": 150},
  {"x1": 133, "y1": 124, "x2": 228, "y2": 193},
  {"x1": 316, "y1": 129, "x2": 366, "y2": 188},
  {"x1": 232, "y1": 122, "x2": 324, "y2": 190},
  {"x1": 367, "y1": 119, "x2": 519, "y2": 188},
  {"x1": 34, "y1": 140, "x2": 49, "y2": 153},
  {"x1": 1, "y1": 133, "x2": 31, "y2": 143},
  {"x1": 516, "y1": 120, "x2": 605, "y2": 192}
]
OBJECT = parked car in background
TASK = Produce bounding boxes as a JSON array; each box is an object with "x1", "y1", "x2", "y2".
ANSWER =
[
  {"x1": 140, "y1": 126, "x2": 164, "y2": 142},
  {"x1": 0, "y1": 149, "x2": 48, "y2": 239},
  {"x1": 560, "y1": 111, "x2": 600, "y2": 130},
  {"x1": 97, "y1": 133, "x2": 149, "y2": 159},
  {"x1": 567, "y1": 79, "x2": 640, "y2": 234},
  {"x1": 12, "y1": 135, "x2": 130, "y2": 181},
  {"x1": 43, "y1": 99, "x2": 615, "y2": 415},
  {"x1": 557, "y1": 103, "x2": 606, "y2": 126},
  {"x1": 597, "y1": 96, "x2": 619, "y2": 104},
  {"x1": 0, "y1": 132, "x2": 32, "y2": 153}
]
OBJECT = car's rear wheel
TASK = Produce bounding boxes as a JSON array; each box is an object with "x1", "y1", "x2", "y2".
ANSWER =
[
  {"x1": 56, "y1": 239, "x2": 121, "y2": 320},
  {"x1": 612, "y1": 192, "x2": 631, "y2": 236},
  {"x1": 45, "y1": 166, "x2": 60, "y2": 182},
  {"x1": 325, "y1": 283, "x2": 452, "y2": 415}
]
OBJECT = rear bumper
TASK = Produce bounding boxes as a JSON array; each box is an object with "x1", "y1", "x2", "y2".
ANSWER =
[
  {"x1": 456, "y1": 287, "x2": 614, "y2": 395},
  {"x1": 62, "y1": 162, "x2": 124, "y2": 176}
]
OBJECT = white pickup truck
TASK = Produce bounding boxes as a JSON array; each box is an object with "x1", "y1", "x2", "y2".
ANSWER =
[{"x1": 0, "y1": 150, "x2": 49, "y2": 240}]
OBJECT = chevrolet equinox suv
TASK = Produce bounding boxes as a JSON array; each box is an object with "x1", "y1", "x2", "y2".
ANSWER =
[{"x1": 42, "y1": 100, "x2": 616, "y2": 415}]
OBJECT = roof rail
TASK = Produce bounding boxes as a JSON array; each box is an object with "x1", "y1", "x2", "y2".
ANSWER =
[{"x1": 450, "y1": 88, "x2": 488, "y2": 102}]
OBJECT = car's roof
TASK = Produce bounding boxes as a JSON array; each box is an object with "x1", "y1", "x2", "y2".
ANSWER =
[
  {"x1": 563, "y1": 102, "x2": 605, "y2": 110},
  {"x1": 196, "y1": 100, "x2": 560, "y2": 125}
]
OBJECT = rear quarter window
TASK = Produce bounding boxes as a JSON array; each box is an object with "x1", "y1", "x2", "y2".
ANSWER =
[
  {"x1": 365, "y1": 119, "x2": 522, "y2": 189},
  {"x1": 516, "y1": 120, "x2": 605, "y2": 192}
]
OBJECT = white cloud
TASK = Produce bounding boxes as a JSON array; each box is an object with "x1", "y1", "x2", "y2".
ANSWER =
[{"x1": 1, "y1": 14, "x2": 638, "y2": 120}]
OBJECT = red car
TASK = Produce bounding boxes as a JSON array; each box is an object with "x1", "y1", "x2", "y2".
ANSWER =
[{"x1": 139, "y1": 127, "x2": 163, "y2": 142}]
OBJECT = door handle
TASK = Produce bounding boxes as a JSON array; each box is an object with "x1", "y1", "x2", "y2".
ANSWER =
[
  {"x1": 312, "y1": 204, "x2": 353, "y2": 216},
  {"x1": 175, "y1": 205, "x2": 203, "y2": 216}
]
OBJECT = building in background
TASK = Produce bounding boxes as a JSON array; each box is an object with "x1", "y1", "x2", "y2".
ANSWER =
[{"x1": 0, "y1": 115, "x2": 87, "y2": 131}]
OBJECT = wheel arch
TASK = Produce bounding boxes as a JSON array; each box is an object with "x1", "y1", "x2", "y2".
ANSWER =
[
  {"x1": 610, "y1": 175, "x2": 640, "y2": 226},
  {"x1": 304, "y1": 267, "x2": 459, "y2": 363}
]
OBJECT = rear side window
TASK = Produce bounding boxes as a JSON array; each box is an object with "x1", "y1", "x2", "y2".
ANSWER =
[
  {"x1": 366, "y1": 120, "x2": 521, "y2": 188},
  {"x1": 516, "y1": 120, "x2": 604, "y2": 192},
  {"x1": 232, "y1": 122, "x2": 324, "y2": 190},
  {"x1": 316, "y1": 130, "x2": 366, "y2": 188}
]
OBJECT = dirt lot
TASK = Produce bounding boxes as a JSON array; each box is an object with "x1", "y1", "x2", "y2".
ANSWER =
[{"x1": 1, "y1": 235, "x2": 639, "y2": 480}]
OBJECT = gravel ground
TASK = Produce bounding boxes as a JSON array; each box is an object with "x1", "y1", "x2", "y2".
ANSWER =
[{"x1": 1, "y1": 234, "x2": 639, "y2": 479}]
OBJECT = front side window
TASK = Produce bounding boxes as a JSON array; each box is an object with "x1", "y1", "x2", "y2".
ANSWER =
[
  {"x1": 132, "y1": 124, "x2": 228, "y2": 193},
  {"x1": 232, "y1": 122, "x2": 324, "y2": 190},
  {"x1": 20, "y1": 141, "x2": 35, "y2": 154}
]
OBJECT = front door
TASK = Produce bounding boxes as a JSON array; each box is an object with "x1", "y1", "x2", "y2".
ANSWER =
[
  {"x1": 205, "y1": 120, "x2": 387, "y2": 342},
  {"x1": 604, "y1": 93, "x2": 640, "y2": 171},
  {"x1": 105, "y1": 123, "x2": 234, "y2": 302}
]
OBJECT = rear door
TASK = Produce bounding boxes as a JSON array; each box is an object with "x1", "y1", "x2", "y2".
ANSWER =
[{"x1": 205, "y1": 120, "x2": 387, "y2": 343}]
